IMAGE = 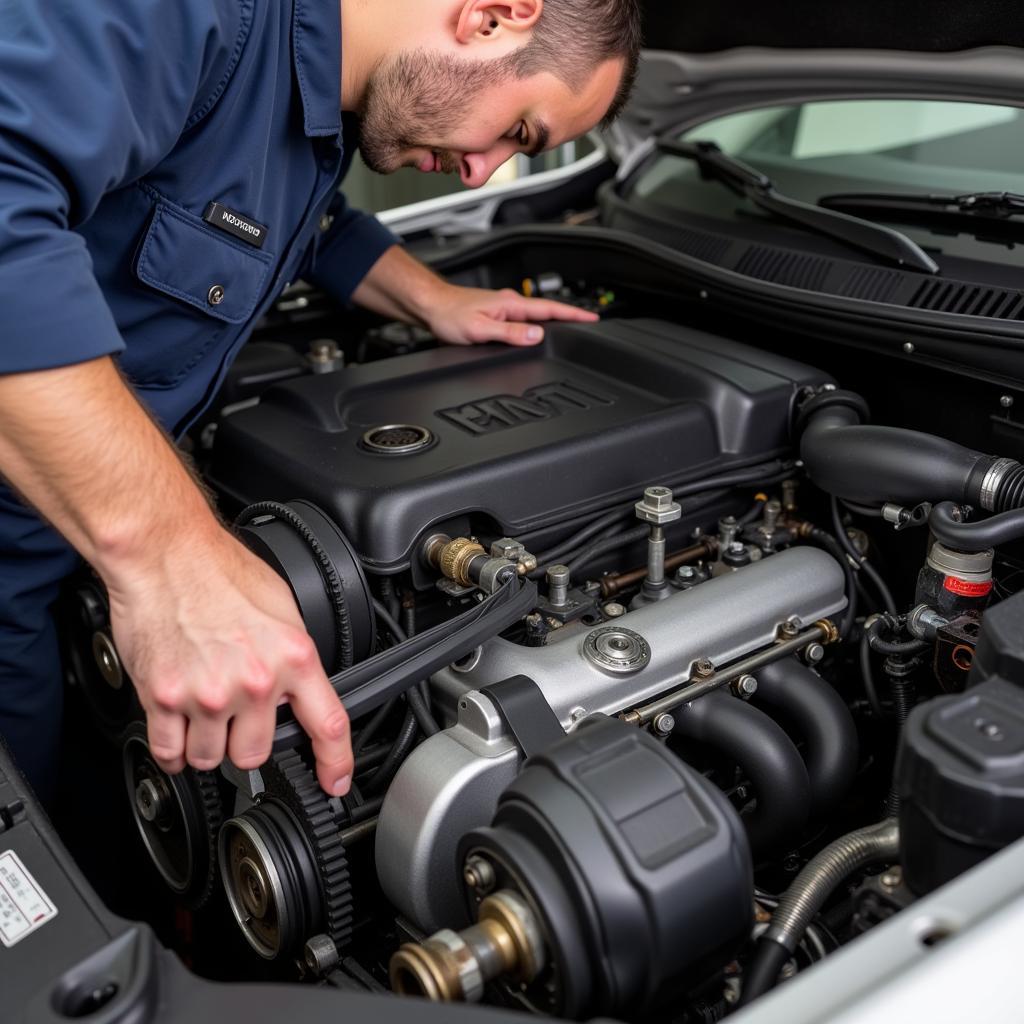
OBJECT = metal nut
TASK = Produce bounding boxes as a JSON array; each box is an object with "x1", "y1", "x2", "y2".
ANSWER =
[
  {"x1": 603, "y1": 602, "x2": 626, "y2": 618},
  {"x1": 635, "y1": 487, "x2": 682, "y2": 525},
  {"x1": 464, "y1": 856, "x2": 497, "y2": 895}
]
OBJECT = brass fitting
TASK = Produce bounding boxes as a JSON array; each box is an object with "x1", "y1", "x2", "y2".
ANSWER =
[
  {"x1": 435, "y1": 537, "x2": 487, "y2": 587},
  {"x1": 390, "y1": 890, "x2": 545, "y2": 1002}
]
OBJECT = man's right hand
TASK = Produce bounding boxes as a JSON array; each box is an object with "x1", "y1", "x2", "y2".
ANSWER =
[
  {"x1": 105, "y1": 523, "x2": 353, "y2": 796},
  {"x1": 0, "y1": 356, "x2": 352, "y2": 796}
]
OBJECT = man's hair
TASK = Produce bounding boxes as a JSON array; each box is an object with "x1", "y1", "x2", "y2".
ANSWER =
[{"x1": 511, "y1": 0, "x2": 644, "y2": 126}]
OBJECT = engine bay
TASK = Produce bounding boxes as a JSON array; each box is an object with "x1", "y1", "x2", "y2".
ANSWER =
[{"x1": 53, "y1": 244, "x2": 1024, "y2": 1021}]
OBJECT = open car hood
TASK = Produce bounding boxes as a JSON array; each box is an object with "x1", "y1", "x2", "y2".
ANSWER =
[{"x1": 611, "y1": 46, "x2": 1024, "y2": 166}]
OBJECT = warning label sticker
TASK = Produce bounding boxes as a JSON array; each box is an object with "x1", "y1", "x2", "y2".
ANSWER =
[{"x1": 0, "y1": 850, "x2": 58, "y2": 947}]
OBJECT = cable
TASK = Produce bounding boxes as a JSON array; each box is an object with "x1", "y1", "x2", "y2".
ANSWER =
[
  {"x1": 859, "y1": 630, "x2": 884, "y2": 719},
  {"x1": 566, "y1": 524, "x2": 650, "y2": 575},
  {"x1": 365, "y1": 706, "x2": 419, "y2": 794},
  {"x1": 371, "y1": 597, "x2": 441, "y2": 736},
  {"x1": 841, "y1": 499, "x2": 885, "y2": 518},
  {"x1": 831, "y1": 497, "x2": 898, "y2": 617}
]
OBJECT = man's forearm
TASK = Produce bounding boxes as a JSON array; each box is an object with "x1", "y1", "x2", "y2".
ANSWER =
[
  {"x1": 0, "y1": 356, "x2": 218, "y2": 578},
  {"x1": 350, "y1": 244, "x2": 451, "y2": 325}
]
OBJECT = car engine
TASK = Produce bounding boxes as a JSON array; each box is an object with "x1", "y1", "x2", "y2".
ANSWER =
[{"x1": 62, "y1": 301, "x2": 1024, "y2": 1019}]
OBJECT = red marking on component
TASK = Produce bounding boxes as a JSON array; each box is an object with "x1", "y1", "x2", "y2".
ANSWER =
[
  {"x1": 33, "y1": 914, "x2": 45, "y2": 923},
  {"x1": 943, "y1": 576, "x2": 992, "y2": 597}
]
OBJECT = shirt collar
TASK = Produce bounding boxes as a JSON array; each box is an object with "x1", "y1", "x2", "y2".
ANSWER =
[{"x1": 292, "y1": 0, "x2": 343, "y2": 140}]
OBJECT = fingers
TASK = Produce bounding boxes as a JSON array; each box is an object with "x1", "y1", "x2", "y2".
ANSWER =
[
  {"x1": 146, "y1": 708, "x2": 187, "y2": 774},
  {"x1": 482, "y1": 320, "x2": 545, "y2": 347},
  {"x1": 184, "y1": 713, "x2": 229, "y2": 772},
  {"x1": 286, "y1": 665, "x2": 353, "y2": 796},
  {"x1": 226, "y1": 704, "x2": 277, "y2": 771},
  {"x1": 500, "y1": 294, "x2": 601, "y2": 324}
]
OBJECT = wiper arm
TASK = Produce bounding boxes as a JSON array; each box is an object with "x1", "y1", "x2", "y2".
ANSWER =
[{"x1": 657, "y1": 139, "x2": 940, "y2": 275}]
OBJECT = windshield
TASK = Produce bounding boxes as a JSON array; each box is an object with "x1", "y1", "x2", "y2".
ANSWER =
[{"x1": 629, "y1": 99, "x2": 1024, "y2": 266}]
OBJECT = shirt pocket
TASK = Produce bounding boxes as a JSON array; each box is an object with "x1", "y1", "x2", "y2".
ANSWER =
[{"x1": 129, "y1": 199, "x2": 274, "y2": 387}]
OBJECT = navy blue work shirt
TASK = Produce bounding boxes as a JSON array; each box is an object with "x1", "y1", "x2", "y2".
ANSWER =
[{"x1": 0, "y1": 0, "x2": 398, "y2": 434}]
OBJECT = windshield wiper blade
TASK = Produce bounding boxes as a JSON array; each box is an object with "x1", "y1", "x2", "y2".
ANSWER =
[
  {"x1": 821, "y1": 190, "x2": 1024, "y2": 217},
  {"x1": 656, "y1": 139, "x2": 940, "y2": 275},
  {"x1": 819, "y1": 191, "x2": 1024, "y2": 244}
]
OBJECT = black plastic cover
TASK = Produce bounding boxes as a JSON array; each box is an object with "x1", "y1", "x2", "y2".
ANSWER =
[
  {"x1": 209, "y1": 319, "x2": 828, "y2": 571},
  {"x1": 462, "y1": 716, "x2": 753, "y2": 1018},
  {"x1": 970, "y1": 588, "x2": 1024, "y2": 690},
  {"x1": 896, "y1": 678, "x2": 1024, "y2": 895}
]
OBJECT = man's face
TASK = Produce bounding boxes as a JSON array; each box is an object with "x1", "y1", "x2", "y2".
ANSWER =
[{"x1": 358, "y1": 49, "x2": 623, "y2": 189}]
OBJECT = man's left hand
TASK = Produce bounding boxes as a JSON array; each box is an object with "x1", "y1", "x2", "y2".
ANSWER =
[{"x1": 425, "y1": 283, "x2": 599, "y2": 347}]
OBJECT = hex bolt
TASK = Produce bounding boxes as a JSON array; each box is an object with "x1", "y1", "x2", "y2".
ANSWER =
[
  {"x1": 304, "y1": 934, "x2": 340, "y2": 976},
  {"x1": 546, "y1": 565, "x2": 571, "y2": 608},
  {"x1": 880, "y1": 867, "x2": 903, "y2": 892},
  {"x1": 803, "y1": 642, "x2": 825, "y2": 665},
  {"x1": 779, "y1": 616, "x2": 802, "y2": 639},
  {"x1": 693, "y1": 657, "x2": 715, "y2": 678},
  {"x1": 569, "y1": 706, "x2": 588, "y2": 723},
  {"x1": 636, "y1": 487, "x2": 681, "y2": 588},
  {"x1": 603, "y1": 602, "x2": 626, "y2": 618},
  {"x1": 653, "y1": 712, "x2": 676, "y2": 736},
  {"x1": 676, "y1": 564, "x2": 697, "y2": 582},
  {"x1": 463, "y1": 856, "x2": 497, "y2": 895},
  {"x1": 732, "y1": 674, "x2": 758, "y2": 698}
]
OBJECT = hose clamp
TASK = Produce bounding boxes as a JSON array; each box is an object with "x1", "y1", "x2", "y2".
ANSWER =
[{"x1": 980, "y1": 458, "x2": 1018, "y2": 511}]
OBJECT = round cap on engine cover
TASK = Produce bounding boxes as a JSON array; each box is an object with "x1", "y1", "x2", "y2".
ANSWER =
[{"x1": 360, "y1": 424, "x2": 435, "y2": 455}]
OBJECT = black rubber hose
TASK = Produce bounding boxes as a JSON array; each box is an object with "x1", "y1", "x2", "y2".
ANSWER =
[
  {"x1": 752, "y1": 659, "x2": 859, "y2": 817},
  {"x1": 929, "y1": 501, "x2": 1024, "y2": 551},
  {"x1": 799, "y1": 395, "x2": 1000, "y2": 507},
  {"x1": 672, "y1": 692, "x2": 810, "y2": 852},
  {"x1": 740, "y1": 819, "x2": 899, "y2": 1005},
  {"x1": 866, "y1": 617, "x2": 931, "y2": 656}
]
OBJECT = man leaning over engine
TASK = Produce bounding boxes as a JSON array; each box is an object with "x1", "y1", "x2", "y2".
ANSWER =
[{"x1": 0, "y1": 0, "x2": 643, "y2": 802}]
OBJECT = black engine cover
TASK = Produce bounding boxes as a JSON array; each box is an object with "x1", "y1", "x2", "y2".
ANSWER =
[{"x1": 209, "y1": 319, "x2": 828, "y2": 571}]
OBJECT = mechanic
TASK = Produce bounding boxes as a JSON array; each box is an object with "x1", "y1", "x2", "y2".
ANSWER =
[{"x1": 0, "y1": 0, "x2": 642, "y2": 804}]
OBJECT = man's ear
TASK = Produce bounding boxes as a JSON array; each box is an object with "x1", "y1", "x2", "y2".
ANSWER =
[{"x1": 454, "y1": 0, "x2": 543, "y2": 45}]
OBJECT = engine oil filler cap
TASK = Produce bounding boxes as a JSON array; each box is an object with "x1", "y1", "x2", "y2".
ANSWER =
[
  {"x1": 360, "y1": 424, "x2": 435, "y2": 455},
  {"x1": 583, "y1": 626, "x2": 651, "y2": 675}
]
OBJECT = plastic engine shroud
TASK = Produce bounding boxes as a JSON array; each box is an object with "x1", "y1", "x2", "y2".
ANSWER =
[{"x1": 208, "y1": 320, "x2": 829, "y2": 571}]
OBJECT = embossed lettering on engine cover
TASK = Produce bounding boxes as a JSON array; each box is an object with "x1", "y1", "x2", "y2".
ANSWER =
[{"x1": 437, "y1": 381, "x2": 616, "y2": 436}]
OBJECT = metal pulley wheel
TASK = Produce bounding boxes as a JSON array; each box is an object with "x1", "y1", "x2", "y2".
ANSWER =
[{"x1": 121, "y1": 723, "x2": 224, "y2": 909}]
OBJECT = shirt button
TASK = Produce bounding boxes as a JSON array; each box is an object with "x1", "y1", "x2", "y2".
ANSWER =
[
  {"x1": 319, "y1": 214, "x2": 334, "y2": 233},
  {"x1": 208, "y1": 284, "x2": 225, "y2": 306}
]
